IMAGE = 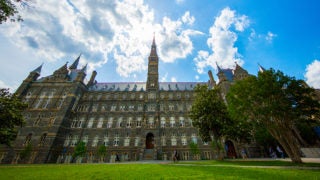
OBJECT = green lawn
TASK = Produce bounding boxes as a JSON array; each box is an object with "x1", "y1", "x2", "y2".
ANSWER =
[{"x1": 0, "y1": 160, "x2": 319, "y2": 180}]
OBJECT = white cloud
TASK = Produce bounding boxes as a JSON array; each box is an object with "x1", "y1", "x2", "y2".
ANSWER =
[
  {"x1": 266, "y1": 31, "x2": 277, "y2": 43},
  {"x1": 194, "y1": 7, "x2": 249, "y2": 74},
  {"x1": 305, "y1": 60, "x2": 320, "y2": 88},
  {"x1": 195, "y1": 75, "x2": 199, "y2": 80},
  {"x1": 0, "y1": 80, "x2": 17, "y2": 92},
  {"x1": 171, "y1": 77, "x2": 177, "y2": 82},
  {"x1": 160, "y1": 72, "x2": 168, "y2": 82},
  {"x1": 0, "y1": 0, "x2": 200, "y2": 79}
]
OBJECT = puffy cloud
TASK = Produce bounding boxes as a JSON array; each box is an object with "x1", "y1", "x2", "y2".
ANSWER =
[
  {"x1": 305, "y1": 60, "x2": 320, "y2": 88},
  {"x1": 194, "y1": 7, "x2": 249, "y2": 73},
  {"x1": 171, "y1": 77, "x2": 177, "y2": 82},
  {"x1": 265, "y1": 31, "x2": 277, "y2": 43},
  {"x1": 0, "y1": 0, "x2": 200, "y2": 78}
]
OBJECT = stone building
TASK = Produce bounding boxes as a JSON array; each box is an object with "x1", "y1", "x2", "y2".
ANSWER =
[{"x1": 0, "y1": 37, "x2": 251, "y2": 163}]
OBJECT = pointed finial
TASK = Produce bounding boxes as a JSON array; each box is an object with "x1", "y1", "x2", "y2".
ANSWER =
[
  {"x1": 31, "y1": 63, "x2": 43, "y2": 74},
  {"x1": 81, "y1": 63, "x2": 87, "y2": 73},
  {"x1": 152, "y1": 32, "x2": 156, "y2": 46},
  {"x1": 216, "y1": 62, "x2": 221, "y2": 71},
  {"x1": 69, "y1": 53, "x2": 81, "y2": 70},
  {"x1": 258, "y1": 63, "x2": 266, "y2": 72}
]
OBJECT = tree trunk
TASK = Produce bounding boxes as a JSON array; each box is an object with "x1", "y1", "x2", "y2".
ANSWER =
[{"x1": 267, "y1": 125, "x2": 302, "y2": 163}]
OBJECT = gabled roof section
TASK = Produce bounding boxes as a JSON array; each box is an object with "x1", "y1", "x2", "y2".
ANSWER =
[{"x1": 159, "y1": 82, "x2": 206, "y2": 91}]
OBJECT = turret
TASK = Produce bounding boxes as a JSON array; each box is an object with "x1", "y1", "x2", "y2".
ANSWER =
[
  {"x1": 69, "y1": 54, "x2": 81, "y2": 70},
  {"x1": 87, "y1": 70, "x2": 97, "y2": 86},
  {"x1": 208, "y1": 70, "x2": 216, "y2": 88},
  {"x1": 75, "y1": 64, "x2": 87, "y2": 82}
]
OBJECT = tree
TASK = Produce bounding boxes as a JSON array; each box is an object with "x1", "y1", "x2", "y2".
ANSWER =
[
  {"x1": 0, "y1": 88, "x2": 27, "y2": 146},
  {"x1": 97, "y1": 145, "x2": 107, "y2": 162},
  {"x1": 72, "y1": 141, "x2": 86, "y2": 162},
  {"x1": 0, "y1": 0, "x2": 29, "y2": 24},
  {"x1": 189, "y1": 141, "x2": 200, "y2": 160},
  {"x1": 226, "y1": 69, "x2": 320, "y2": 163},
  {"x1": 189, "y1": 85, "x2": 231, "y2": 142}
]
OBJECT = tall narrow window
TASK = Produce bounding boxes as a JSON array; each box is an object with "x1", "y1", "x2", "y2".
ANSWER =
[
  {"x1": 83, "y1": 135, "x2": 88, "y2": 145},
  {"x1": 39, "y1": 133, "x2": 47, "y2": 147},
  {"x1": 161, "y1": 117, "x2": 166, "y2": 128},
  {"x1": 107, "y1": 117, "x2": 113, "y2": 128},
  {"x1": 181, "y1": 133, "x2": 187, "y2": 145},
  {"x1": 92, "y1": 135, "x2": 99, "y2": 147},
  {"x1": 103, "y1": 135, "x2": 109, "y2": 146},
  {"x1": 97, "y1": 117, "x2": 103, "y2": 128},
  {"x1": 170, "y1": 117, "x2": 175, "y2": 127},
  {"x1": 191, "y1": 133, "x2": 197, "y2": 144},
  {"x1": 87, "y1": 117, "x2": 94, "y2": 128},
  {"x1": 134, "y1": 137, "x2": 140, "y2": 146},
  {"x1": 148, "y1": 117, "x2": 154, "y2": 128},
  {"x1": 126, "y1": 117, "x2": 132, "y2": 128},
  {"x1": 64, "y1": 135, "x2": 71, "y2": 147},
  {"x1": 179, "y1": 117, "x2": 185, "y2": 127},
  {"x1": 136, "y1": 117, "x2": 142, "y2": 128},
  {"x1": 117, "y1": 117, "x2": 123, "y2": 128}
]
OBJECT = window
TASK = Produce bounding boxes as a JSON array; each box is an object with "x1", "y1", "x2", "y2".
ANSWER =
[
  {"x1": 128, "y1": 105, "x2": 134, "y2": 111},
  {"x1": 39, "y1": 133, "x2": 47, "y2": 147},
  {"x1": 191, "y1": 133, "x2": 197, "y2": 144},
  {"x1": 160, "y1": 104, "x2": 165, "y2": 111},
  {"x1": 148, "y1": 92, "x2": 156, "y2": 99},
  {"x1": 78, "y1": 117, "x2": 85, "y2": 128},
  {"x1": 169, "y1": 104, "x2": 175, "y2": 111},
  {"x1": 148, "y1": 104, "x2": 156, "y2": 111},
  {"x1": 91, "y1": 105, "x2": 98, "y2": 112},
  {"x1": 119, "y1": 105, "x2": 126, "y2": 111},
  {"x1": 148, "y1": 117, "x2": 154, "y2": 128},
  {"x1": 117, "y1": 117, "x2": 123, "y2": 128},
  {"x1": 71, "y1": 119, "x2": 77, "y2": 128},
  {"x1": 48, "y1": 115, "x2": 55, "y2": 127},
  {"x1": 101, "y1": 105, "x2": 107, "y2": 112},
  {"x1": 113, "y1": 133, "x2": 119, "y2": 147},
  {"x1": 107, "y1": 117, "x2": 113, "y2": 128},
  {"x1": 161, "y1": 137, "x2": 166, "y2": 146},
  {"x1": 23, "y1": 133, "x2": 32, "y2": 146},
  {"x1": 181, "y1": 134, "x2": 187, "y2": 146},
  {"x1": 97, "y1": 117, "x2": 104, "y2": 128},
  {"x1": 138, "y1": 104, "x2": 143, "y2": 111},
  {"x1": 83, "y1": 135, "x2": 88, "y2": 145},
  {"x1": 103, "y1": 135, "x2": 109, "y2": 146},
  {"x1": 170, "y1": 117, "x2": 175, "y2": 127},
  {"x1": 92, "y1": 135, "x2": 99, "y2": 147},
  {"x1": 34, "y1": 115, "x2": 41, "y2": 126},
  {"x1": 87, "y1": 117, "x2": 94, "y2": 128},
  {"x1": 64, "y1": 135, "x2": 71, "y2": 147},
  {"x1": 124, "y1": 137, "x2": 130, "y2": 146},
  {"x1": 139, "y1": 93, "x2": 144, "y2": 99},
  {"x1": 160, "y1": 117, "x2": 166, "y2": 128},
  {"x1": 126, "y1": 117, "x2": 132, "y2": 128},
  {"x1": 134, "y1": 137, "x2": 140, "y2": 146},
  {"x1": 136, "y1": 117, "x2": 142, "y2": 128},
  {"x1": 111, "y1": 105, "x2": 117, "y2": 111},
  {"x1": 70, "y1": 135, "x2": 79, "y2": 147},
  {"x1": 179, "y1": 117, "x2": 185, "y2": 127},
  {"x1": 171, "y1": 135, "x2": 177, "y2": 146}
]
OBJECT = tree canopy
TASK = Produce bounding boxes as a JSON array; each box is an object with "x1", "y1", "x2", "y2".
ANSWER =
[
  {"x1": 189, "y1": 85, "x2": 231, "y2": 141},
  {"x1": 72, "y1": 141, "x2": 86, "y2": 159},
  {"x1": 0, "y1": 88, "x2": 27, "y2": 146},
  {"x1": 0, "y1": 0, "x2": 28, "y2": 24},
  {"x1": 226, "y1": 69, "x2": 320, "y2": 163}
]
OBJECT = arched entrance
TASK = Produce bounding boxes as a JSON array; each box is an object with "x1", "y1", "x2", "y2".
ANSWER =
[
  {"x1": 146, "y1": 133, "x2": 154, "y2": 149},
  {"x1": 225, "y1": 140, "x2": 237, "y2": 158}
]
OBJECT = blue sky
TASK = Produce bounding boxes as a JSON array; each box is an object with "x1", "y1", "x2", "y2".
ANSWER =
[{"x1": 0, "y1": 0, "x2": 319, "y2": 91}]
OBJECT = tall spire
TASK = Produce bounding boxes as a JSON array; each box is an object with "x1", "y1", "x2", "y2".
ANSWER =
[
  {"x1": 216, "y1": 62, "x2": 222, "y2": 72},
  {"x1": 69, "y1": 54, "x2": 81, "y2": 70},
  {"x1": 80, "y1": 63, "x2": 87, "y2": 74},
  {"x1": 149, "y1": 33, "x2": 158, "y2": 57}
]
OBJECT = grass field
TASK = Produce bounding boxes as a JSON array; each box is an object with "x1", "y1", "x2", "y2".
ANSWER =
[{"x1": 0, "y1": 160, "x2": 319, "y2": 180}]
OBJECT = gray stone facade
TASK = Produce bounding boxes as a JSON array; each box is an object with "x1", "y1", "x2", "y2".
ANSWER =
[{"x1": 0, "y1": 38, "x2": 251, "y2": 163}]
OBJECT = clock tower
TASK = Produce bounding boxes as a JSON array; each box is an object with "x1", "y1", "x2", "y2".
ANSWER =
[{"x1": 146, "y1": 35, "x2": 159, "y2": 91}]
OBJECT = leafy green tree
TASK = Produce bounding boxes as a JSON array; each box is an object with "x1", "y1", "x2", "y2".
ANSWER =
[
  {"x1": 189, "y1": 141, "x2": 200, "y2": 159},
  {"x1": 0, "y1": 88, "x2": 27, "y2": 146},
  {"x1": 227, "y1": 69, "x2": 320, "y2": 163},
  {"x1": 0, "y1": 0, "x2": 28, "y2": 24},
  {"x1": 72, "y1": 141, "x2": 86, "y2": 161},
  {"x1": 189, "y1": 85, "x2": 230, "y2": 141},
  {"x1": 97, "y1": 145, "x2": 107, "y2": 162}
]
